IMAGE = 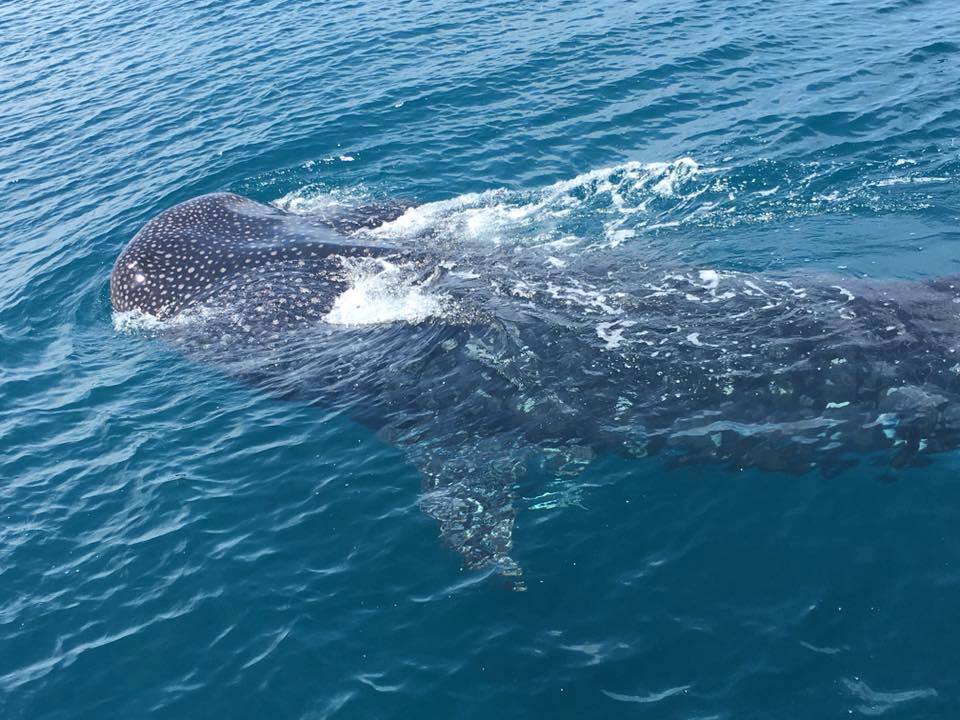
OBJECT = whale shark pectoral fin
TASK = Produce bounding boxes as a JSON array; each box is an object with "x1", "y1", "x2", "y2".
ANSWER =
[
  {"x1": 407, "y1": 440, "x2": 530, "y2": 581},
  {"x1": 419, "y1": 480, "x2": 520, "y2": 576}
]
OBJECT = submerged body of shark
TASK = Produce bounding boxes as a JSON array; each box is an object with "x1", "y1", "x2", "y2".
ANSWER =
[{"x1": 112, "y1": 192, "x2": 960, "y2": 577}]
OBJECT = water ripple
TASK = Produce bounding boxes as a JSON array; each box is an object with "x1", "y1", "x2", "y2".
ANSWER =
[{"x1": 4, "y1": 0, "x2": 960, "y2": 718}]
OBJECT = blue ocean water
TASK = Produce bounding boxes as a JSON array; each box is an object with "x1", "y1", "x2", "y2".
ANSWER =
[{"x1": 4, "y1": 0, "x2": 960, "y2": 717}]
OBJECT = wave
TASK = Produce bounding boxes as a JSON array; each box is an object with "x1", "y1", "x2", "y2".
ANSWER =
[{"x1": 276, "y1": 155, "x2": 955, "y2": 258}]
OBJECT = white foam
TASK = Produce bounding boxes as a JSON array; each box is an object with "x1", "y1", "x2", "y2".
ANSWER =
[
  {"x1": 832, "y1": 285, "x2": 855, "y2": 303},
  {"x1": 605, "y1": 227, "x2": 636, "y2": 246},
  {"x1": 698, "y1": 269, "x2": 720, "y2": 290},
  {"x1": 277, "y1": 153, "x2": 944, "y2": 257},
  {"x1": 875, "y1": 176, "x2": 949, "y2": 187},
  {"x1": 113, "y1": 309, "x2": 166, "y2": 333},
  {"x1": 112, "y1": 307, "x2": 216, "y2": 333},
  {"x1": 597, "y1": 320, "x2": 636, "y2": 349},
  {"x1": 273, "y1": 185, "x2": 373, "y2": 216},
  {"x1": 369, "y1": 157, "x2": 707, "y2": 250},
  {"x1": 325, "y1": 259, "x2": 447, "y2": 326}
]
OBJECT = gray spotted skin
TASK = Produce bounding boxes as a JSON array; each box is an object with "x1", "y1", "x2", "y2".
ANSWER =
[{"x1": 111, "y1": 192, "x2": 394, "y2": 319}]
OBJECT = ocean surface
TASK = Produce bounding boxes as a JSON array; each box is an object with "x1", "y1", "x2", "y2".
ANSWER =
[{"x1": 4, "y1": 1, "x2": 960, "y2": 717}]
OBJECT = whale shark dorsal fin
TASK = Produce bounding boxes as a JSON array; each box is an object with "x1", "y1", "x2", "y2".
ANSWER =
[
  {"x1": 406, "y1": 439, "x2": 530, "y2": 584},
  {"x1": 325, "y1": 200, "x2": 414, "y2": 235},
  {"x1": 278, "y1": 199, "x2": 415, "y2": 236}
]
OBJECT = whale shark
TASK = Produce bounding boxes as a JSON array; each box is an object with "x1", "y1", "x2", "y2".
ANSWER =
[{"x1": 112, "y1": 192, "x2": 960, "y2": 578}]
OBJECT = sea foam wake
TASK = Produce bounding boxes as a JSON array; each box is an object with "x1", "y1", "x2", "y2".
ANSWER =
[
  {"x1": 262, "y1": 155, "x2": 956, "y2": 332},
  {"x1": 278, "y1": 155, "x2": 955, "y2": 257}
]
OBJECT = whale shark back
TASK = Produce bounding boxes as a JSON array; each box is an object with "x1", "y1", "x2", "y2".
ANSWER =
[{"x1": 112, "y1": 192, "x2": 960, "y2": 580}]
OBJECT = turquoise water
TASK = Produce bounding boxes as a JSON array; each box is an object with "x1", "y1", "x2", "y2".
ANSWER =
[{"x1": 4, "y1": 1, "x2": 960, "y2": 717}]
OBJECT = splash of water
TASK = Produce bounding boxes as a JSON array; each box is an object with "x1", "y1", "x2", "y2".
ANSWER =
[{"x1": 324, "y1": 258, "x2": 449, "y2": 326}]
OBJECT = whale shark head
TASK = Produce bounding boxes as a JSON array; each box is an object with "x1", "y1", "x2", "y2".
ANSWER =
[{"x1": 111, "y1": 192, "x2": 397, "y2": 320}]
